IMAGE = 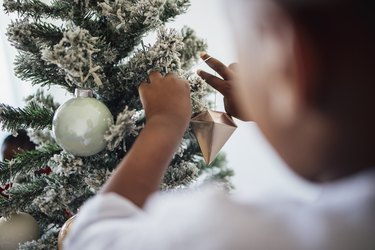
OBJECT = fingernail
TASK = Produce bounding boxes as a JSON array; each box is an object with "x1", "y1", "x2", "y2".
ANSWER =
[{"x1": 200, "y1": 51, "x2": 208, "y2": 58}]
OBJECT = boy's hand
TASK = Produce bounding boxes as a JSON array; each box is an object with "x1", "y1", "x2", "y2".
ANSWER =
[
  {"x1": 198, "y1": 53, "x2": 251, "y2": 121},
  {"x1": 104, "y1": 72, "x2": 191, "y2": 207},
  {"x1": 139, "y1": 72, "x2": 192, "y2": 131}
]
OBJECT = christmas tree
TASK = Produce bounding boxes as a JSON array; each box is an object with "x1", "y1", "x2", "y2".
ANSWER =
[{"x1": 0, "y1": 0, "x2": 233, "y2": 249}]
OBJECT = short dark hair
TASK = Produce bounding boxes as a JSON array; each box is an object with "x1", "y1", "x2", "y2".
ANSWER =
[{"x1": 279, "y1": 0, "x2": 375, "y2": 118}]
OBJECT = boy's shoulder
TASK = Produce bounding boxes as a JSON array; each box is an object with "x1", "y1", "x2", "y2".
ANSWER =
[{"x1": 144, "y1": 171, "x2": 375, "y2": 250}]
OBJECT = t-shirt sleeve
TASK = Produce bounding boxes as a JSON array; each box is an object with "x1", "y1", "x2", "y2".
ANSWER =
[
  {"x1": 63, "y1": 188, "x2": 227, "y2": 250},
  {"x1": 65, "y1": 188, "x2": 307, "y2": 250},
  {"x1": 64, "y1": 193, "x2": 146, "y2": 250}
]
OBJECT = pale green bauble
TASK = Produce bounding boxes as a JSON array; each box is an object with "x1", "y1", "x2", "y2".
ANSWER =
[
  {"x1": 53, "y1": 89, "x2": 113, "y2": 157},
  {"x1": 0, "y1": 212, "x2": 40, "y2": 250}
]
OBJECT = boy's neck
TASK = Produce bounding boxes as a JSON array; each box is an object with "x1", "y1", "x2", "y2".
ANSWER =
[{"x1": 272, "y1": 111, "x2": 375, "y2": 183}]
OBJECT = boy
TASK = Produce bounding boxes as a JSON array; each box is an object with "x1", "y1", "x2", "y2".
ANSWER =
[{"x1": 65, "y1": 1, "x2": 375, "y2": 249}]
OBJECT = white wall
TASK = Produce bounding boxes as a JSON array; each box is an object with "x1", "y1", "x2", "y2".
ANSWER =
[
  {"x1": 0, "y1": 0, "x2": 320, "y2": 201},
  {"x1": 0, "y1": 0, "x2": 34, "y2": 152}
]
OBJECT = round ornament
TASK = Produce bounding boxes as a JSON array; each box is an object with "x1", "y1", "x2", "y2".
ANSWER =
[
  {"x1": 52, "y1": 89, "x2": 114, "y2": 157},
  {"x1": 58, "y1": 215, "x2": 76, "y2": 250},
  {"x1": 0, "y1": 212, "x2": 40, "y2": 250}
]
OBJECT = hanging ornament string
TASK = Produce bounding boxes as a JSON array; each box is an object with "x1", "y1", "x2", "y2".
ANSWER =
[
  {"x1": 182, "y1": 56, "x2": 212, "y2": 79},
  {"x1": 182, "y1": 55, "x2": 214, "y2": 110},
  {"x1": 187, "y1": 55, "x2": 238, "y2": 165}
]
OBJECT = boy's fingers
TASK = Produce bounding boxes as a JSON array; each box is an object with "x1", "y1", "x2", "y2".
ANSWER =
[
  {"x1": 200, "y1": 52, "x2": 233, "y2": 80},
  {"x1": 165, "y1": 72, "x2": 182, "y2": 81},
  {"x1": 165, "y1": 72, "x2": 177, "y2": 78},
  {"x1": 138, "y1": 82, "x2": 148, "y2": 94},
  {"x1": 197, "y1": 70, "x2": 227, "y2": 95},
  {"x1": 228, "y1": 63, "x2": 239, "y2": 72},
  {"x1": 138, "y1": 82, "x2": 148, "y2": 105},
  {"x1": 149, "y1": 71, "x2": 162, "y2": 82}
]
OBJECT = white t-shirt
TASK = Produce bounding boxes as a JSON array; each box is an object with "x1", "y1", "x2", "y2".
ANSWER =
[{"x1": 65, "y1": 169, "x2": 375, "y2": 250}]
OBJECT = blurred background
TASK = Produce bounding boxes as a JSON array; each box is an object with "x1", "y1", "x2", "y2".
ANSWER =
[{"x1": 0, "y1": 0, "x2": 320, "y2": 201}]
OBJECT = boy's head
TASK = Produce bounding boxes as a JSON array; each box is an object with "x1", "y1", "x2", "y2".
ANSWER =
[
  {"x1": 1, "y1": 130, "x2": 36, "y2": 161},
  {"x1": 229, "y1": 0, "x2": 375, "y2": 182}
]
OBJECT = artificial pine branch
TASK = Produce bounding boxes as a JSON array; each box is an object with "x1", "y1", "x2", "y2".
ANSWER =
[
  {"x1": 163, "y1": 161, "x2": 200, "y2": 188},
  {"x1": 98, "y1": 28, "x2": 185, "y2": 114},
  {"x1": 3, "y1": 0, "x2": 72, "y2": 20},
  {"x1": 7, "y1": 20, "x2": 64, "y2": 53},
  {"x1": 0, "y1": 144, "x2": 61, "y2": 184},
  {"x1": 0, "y1": 161, "x2": 8, "y2": 179},
  {"x1": 83, "y1": 150, "x2": 122, "y2": 172},
  {"x1": 198, "y1": 153, "x2": 234, "y2": 189},
  {"x1": 180, "y1": 26, "x2": 208, "y2": 69},
  {"x1": 25, "y1": 89, "x2": 60, "y2": 111},
  {"x1": 160, "y1": 0, "x2": 190, "y2": 22},
  {"x1": 0, "y1": 102, "x2": 55, "y2": 133},
  {"x1": 91, "y1": 1, "x2": 158, "y2": 63},
  {"x1": 0, "y1": 177, "x2": 48, "y2": 217},
  {"x1": 14, "y1": 52, "x2": 73, "y2": 91},
  {"x1": 19, "y1": 228, "x2": 59, "y2": 250}
]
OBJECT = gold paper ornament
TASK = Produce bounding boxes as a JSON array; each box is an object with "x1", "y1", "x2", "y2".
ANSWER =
[
  {"x1": 58, "y1": 215, "x2": 76, "y2": 250},
  {"x1": 191, "y1": 110, "x2": 237, "y2": 165}
]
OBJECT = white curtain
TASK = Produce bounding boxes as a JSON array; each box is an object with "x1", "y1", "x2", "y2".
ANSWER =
[{"x1": 0, "y1": 0, "x2": 36, "y2": 105}]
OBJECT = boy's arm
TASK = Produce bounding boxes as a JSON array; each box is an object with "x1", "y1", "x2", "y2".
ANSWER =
[{"x1": 102, "y1": 72, "x2": 191, "y2": 208}]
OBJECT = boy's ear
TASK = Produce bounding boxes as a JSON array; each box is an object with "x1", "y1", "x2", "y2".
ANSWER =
[
  {"x1": 268, "y1": 78, "x2": 299, "y2": 127},
  {"x1": 265, "y1": 15, "x2": 313, "y2": 126},
  {"x1": 266, "y1": 15, "x2": 316, "y2": 128}
]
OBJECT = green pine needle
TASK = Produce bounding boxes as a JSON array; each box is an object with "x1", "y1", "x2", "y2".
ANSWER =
[
  {"x1": 0, "y1": 177, "x2": 49, "y2": 217},
  {"x1": 14, "y1": 52, "x2": 72, "y2": 91},
  {"x1": 0, "y1": 144, "x2": 61, "y2": 185},
  {"x1": 0, "y1": 102, "x2": 55, "y2": 133},
  {"x1": 3, "y1": 0, "x2": 72, "y2": 20}
]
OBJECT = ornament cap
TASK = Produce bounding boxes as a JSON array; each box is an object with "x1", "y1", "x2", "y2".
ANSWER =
[{"x1": 74, "y1": 88, "x2": 93, "y2": 98}]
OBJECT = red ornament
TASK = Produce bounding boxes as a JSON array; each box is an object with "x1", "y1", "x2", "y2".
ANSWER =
[
  {"x1": 34, "y1": 167, "x2": 52, "y2": 176},
  {"x1": 0, "y1": 183, "x2": 12, "y2": 199},
  {"x1": 63, "y1": 208, "x2": 74, "y2": 219}
]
